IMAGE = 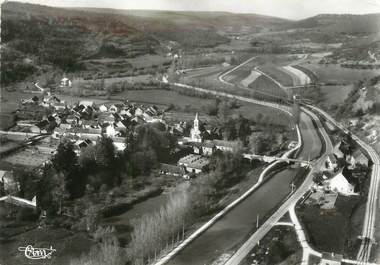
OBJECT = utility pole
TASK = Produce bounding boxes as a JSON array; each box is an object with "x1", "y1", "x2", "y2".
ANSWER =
[
  {"x1": 291, "y1": 182, "x2": 295, "y2": 193},
  {"x1": 256, "y1": 214, "x2": 259, "y2": 228}
]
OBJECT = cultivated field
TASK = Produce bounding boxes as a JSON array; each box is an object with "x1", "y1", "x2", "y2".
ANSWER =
[
  {"x1": 258, "y1": 66, "x2": 294, "y2": 87},
  {"x1": 248, "y1": 75, "x2": 288, "y2": 99}
]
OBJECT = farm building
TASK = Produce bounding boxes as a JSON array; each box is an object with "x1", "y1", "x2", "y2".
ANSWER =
[{"x1": 324, "y1": 171, "x2": 356, "y2": 196}]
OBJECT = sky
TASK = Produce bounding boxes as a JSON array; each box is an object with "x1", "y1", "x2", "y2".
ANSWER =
[{"x1": 8, "y1": 0, "x2": 380, "y2": 19}]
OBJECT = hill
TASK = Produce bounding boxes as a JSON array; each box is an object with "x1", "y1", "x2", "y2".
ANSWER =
[
  {"x1": 0, "y1": 1, "x2": 289, "y2": 86},
  {"x1": 290, "y1": 13, "x2": 380, "y2": 34}
]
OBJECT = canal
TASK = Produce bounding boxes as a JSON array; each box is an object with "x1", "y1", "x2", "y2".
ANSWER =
[{"x1": 165, "y1": 112, "x2": 323, "y2": 265}]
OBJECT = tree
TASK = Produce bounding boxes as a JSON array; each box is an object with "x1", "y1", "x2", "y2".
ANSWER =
[
  {"x1": 50, "y1": 172, "x2": 69, "y2": 215},
  {"x1": 52, "y1": 139, "x2": 77, "y2": 173},
  {"x1": 95, "y1": 136, "x2": 116, "y2": 169}
]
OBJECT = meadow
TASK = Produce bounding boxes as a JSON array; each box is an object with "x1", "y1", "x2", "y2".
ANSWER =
[{"x1": 300, "y1": 63, "x2": 380, "y2": 85}]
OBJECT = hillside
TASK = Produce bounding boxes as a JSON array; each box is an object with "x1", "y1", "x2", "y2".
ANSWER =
[
  {"x1": 2, "y1": 1, "x2": 380, "y2": 87},
  {"x1": 1, "y1": 2, "x2": 290, "y2": 86},
  {"x1": 290, "y1": 13, "x2": 380, "y2": 34}
]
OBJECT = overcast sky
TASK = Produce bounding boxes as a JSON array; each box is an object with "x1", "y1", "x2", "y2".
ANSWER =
[{"x1": 9, "y1": 0, "x2": 380, "y2": 19}]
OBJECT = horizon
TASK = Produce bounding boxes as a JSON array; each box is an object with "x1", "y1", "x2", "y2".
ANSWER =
[{"x1": 7, "y1": 0, "x2": 380, "y2": 20}]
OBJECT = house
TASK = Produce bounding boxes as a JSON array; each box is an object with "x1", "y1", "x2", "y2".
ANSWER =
[
  {"x1": 333, "y1": 143, "x2": 344, "y2": 159},
  {"x1": 109, "y1": 105, "x2": 118, "y2": 113},
  {"x1": 345, "y1": 154, "x2": 356, "y2": 170},
  {"x1": 75, "y1": 139, "x2": 92, "y2": 150},
  {"x1": 60, "y1": 77, "x2": 72, "y2": 88},
  {"x1": 320, "y1": 252, "x2": 343, "y2": 265},
  {"x1": 143, "y1": 112, "x2": 153, "y2": 122},
  {"x1": 79, "y1": 101, "x2": 94, "y2": 107},
  {"x1": 98, "y1": 105, "x2": 108, "y2": 112},
  {"x1": 201, "y1": 142, "x2": 215, "y2": 156},
  {"x1": 325, "y1": 154, "x2": 338, "y2": 171},
  {"x1": 135, "y1": 107, "x2": 144, "y2": 117},
  {"x1": 324, "y1": 171, "x2": 356, "y2": 196},
  {"x1": 66, "y1": 114, "x2": 79, "y2": 124},
  {"x1": 0, "y1": 170, "x2": 18, "y2": 194},
  {"x1": 178, "y1": 154, "x2": 209, "y2": 174},
  {"x1": 106, "y1": 124, "x2": 118, "y2": 137},
  {"x1": 213, "y1": 140, "x2": 240, "y2": 152},
  {"x1": 353, "y1": 149, "x2": 369, "y2": 166},
  {"x1": 159, "y1": 163, "x2": 185, "y2": 177}
]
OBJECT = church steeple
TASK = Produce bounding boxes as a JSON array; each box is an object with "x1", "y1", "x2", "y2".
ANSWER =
[
  {"x1": 190, "y1": 113, "x2": 202, "y2": 143},
  {"x1": 194, "y1": 112, "x2": 199, "y2": 130}
]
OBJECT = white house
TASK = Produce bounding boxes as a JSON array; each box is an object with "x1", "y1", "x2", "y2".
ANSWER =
[
  {"x1": 106, "y1": 123, "x2": 118, "y2": 137},
  {"x1": 178, "y1": 154, "x2": 209, "y2": 174},
  {"x1": 109, "y1": 105, "x2": 118, "y2": 113},
  {"x1": 99, "y1": 105, "x2": 108, "y2": 112},
  {"x1": 60, "y1": 77, "x2": 72, "y2": 88},
  {"x1": 135, "y1": 107, "x2": 144, "y2": 117},
  {"x1": 345, "y1": 155, "x2": 356, "y2": 170},
  {"x1": 325, "y1": 171, "x2": 356, "y2": 196},
  {"x1": 325, "y1": 154, "x2": 338, "y2": 171},
  {"x1": 79, "y1": 101, "x2": 94, "y2": 107}
]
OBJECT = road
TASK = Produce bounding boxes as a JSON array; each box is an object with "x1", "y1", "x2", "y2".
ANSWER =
[
  {"x1": 154, "y1": 80, "x2": 331, "y2": 265},
  {"x1": 306, "y1": 104, "x2": 380, "y2": 264},
  {"x1": 218, "y1": 56, "x2": 256, "y2": 86},
  {"x1": 289, "y1": 203, "x2": 321, "y2": 265},
  {"x1": 225, "y1": 105, "x2": 332, "y2": 265}
]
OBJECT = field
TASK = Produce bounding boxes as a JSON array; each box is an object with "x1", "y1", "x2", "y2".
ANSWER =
[
  {"x1": 259, "y1": 66, "x2": 294, "y2": 87},
  {"x1": 248, "y1": 75, "x2": 288, "y2": 99},
  {"x1": 111, "y1": 89, "x2": 215, "y2": 109},
  {"x1": 182, "y1": 66, "x2": 227, "y2": 79},
  {"x1": 240, "y1": 70, "x2": 261, "y2": 87},
  {"x1": 282, "y1": 66, "x2": 311, "y2": 86},
  {"x1": 240, "y1": 226, "x2": 301, "y2": 265},
  {"x1": 300, "y1": 63, "x2": 380, "y2": 85},
  {"x1": 321, "y1": 85, "x2": 353, "y2": 106},
  {"x1": 0, "y1": 227, "x2": 93, "y2": 265},
  {"x1": 223, "y1": 68, "x2": 251, "y2": 84},
  {"x1": 1, "y1": 147, "x2": 53, "y2": 168},
  {"x1": 297, "y1": 195, "x2": 362, "y2": 255}
]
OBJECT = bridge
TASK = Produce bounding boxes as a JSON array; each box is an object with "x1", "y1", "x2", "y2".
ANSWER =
[
  {"x1": 243, "y1": 153, "x2": 311, "y2": 166},
  {"x1": 0, "y1": 195, "x2": 36, "y2": 208}
]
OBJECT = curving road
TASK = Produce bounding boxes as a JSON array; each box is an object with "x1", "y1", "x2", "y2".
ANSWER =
[
  {"x1": 156, "y1": 79, "x2": 331, "y2": 265},
  {"x1": 306, "y1": 104, "x2": 380, "y2": 264}
]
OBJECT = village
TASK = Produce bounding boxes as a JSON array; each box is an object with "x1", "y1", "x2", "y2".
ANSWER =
[{"x1": 0, "y1": 74, "x2": 370, "y2": 229}]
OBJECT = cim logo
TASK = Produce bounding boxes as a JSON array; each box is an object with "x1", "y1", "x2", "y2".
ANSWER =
[{"x1": 18, "y1": 245, "x2": 56, "y2": 260}]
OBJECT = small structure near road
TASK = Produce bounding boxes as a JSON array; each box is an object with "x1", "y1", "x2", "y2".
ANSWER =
[
  {"x1": 325, "y1": 154, "x2": 338, "y2": 171},
  {"x1": 60, "y1": 77, "x2": 72, "y2": 88},
  {"x1": 319, "y1": 252, "x2": 343, "y2": 265}
]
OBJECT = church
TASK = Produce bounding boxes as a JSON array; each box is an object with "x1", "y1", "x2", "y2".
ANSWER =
[
  {"x1": 178, "y1": 113, "x2": 240, "y2": 156},
  {"x1": 190, "y1": 113, "x2": 202, "y2": 143}
]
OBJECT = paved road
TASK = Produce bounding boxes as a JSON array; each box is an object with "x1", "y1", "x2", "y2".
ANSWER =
[
  {"x1": 306, "y1": 104, "x2": 380, "y2": 264},
  {"x1": 225, "y1": 106, "x2": 332, "y2": 265},
  {"x1": 157, "y1": 82, "x2": 330, "y2": 265}
]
